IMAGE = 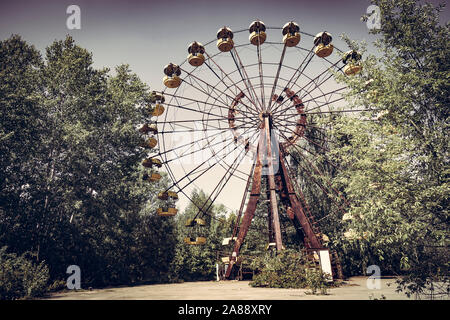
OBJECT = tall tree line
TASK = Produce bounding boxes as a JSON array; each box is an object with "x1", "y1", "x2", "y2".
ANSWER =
[
  {"x1": 0, "y1": 35, "x2": 176, "y2": 289},
  {"x1": 290, "y1": 0, "x2": 448, "y2": 297}
]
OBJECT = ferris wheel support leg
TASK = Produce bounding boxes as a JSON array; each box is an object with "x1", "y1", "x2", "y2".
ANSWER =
[
  {"x1": 224, "y1": 127, "x2": 267, "y2": 279},
  {"x1": 278, "y1": 146, "x2": 322, "y2": 249},
  {"x1": 263, "y1": 117, "x2": 283, "y2": 252},
  {"x1": 266, "y1": 187, "x2": 275, "y2": 243}
]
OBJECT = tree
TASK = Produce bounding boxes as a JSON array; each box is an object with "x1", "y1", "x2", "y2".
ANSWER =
[
  {"x1": 289, "y1": 113, "x2": 345, "y2": 252},
  {"x1": 0, "y1": 246, "x2": 49, "y2": 300},
  {"x1": 329, "y1": 0, "x2": 449, "y2": 297},
  {"x1": 171, "y1": 189, "x2": 228, "y2": 282},
  {"x1": 0, "y1": 35, "x2": 177, "y2": 293},
  {"x1": 0, "y1": 35, "x2": 46, "y2": 258}
]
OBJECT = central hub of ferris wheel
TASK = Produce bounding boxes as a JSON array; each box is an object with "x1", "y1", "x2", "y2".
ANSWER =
[
  {"x1": 141, "y1": 18, "x2": 364, "y2": 280},
  {"x1": 259, "y1": 111, "x2": 272, "y2": 121}
]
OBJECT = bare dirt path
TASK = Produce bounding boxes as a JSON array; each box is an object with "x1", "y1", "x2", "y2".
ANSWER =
[{"x1": 47, "y1": 276, "x2": 411, "y2": 300}]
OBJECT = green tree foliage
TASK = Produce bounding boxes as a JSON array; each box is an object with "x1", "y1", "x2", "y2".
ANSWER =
[
  {"x1": 0, "y1": 246, "x2": 49, "y2": 300},
  {"x1": 284, "y1": 0, "x2": 448, "y2": 297},
  {"x1": 239, "y1": 178, "x2": 303, "y2": 257},
  {"x1": 0, "y1": 35, "x2": 176, "y2": 295},
  {"x1": 289, "y1": 114, "x2": 344, "y2": 249},
  {"x1": 171, "y1": 190, "x2": 228, "y2": 281},
  {"x1": 250, "y1": 250, "x2": 308, "y2": 288},
  {"x1": 250, "y1": 249, "x2": 331, "y2": 294},
  {"x1": 239, "y1": 179, "x2": 274, "y2": 257},
  {"x1": 0, "y1": 35, "x2": 45, "y2": 257},
  {"x1": 326, "y1": 0, "x2": 448, "y2": 296}
]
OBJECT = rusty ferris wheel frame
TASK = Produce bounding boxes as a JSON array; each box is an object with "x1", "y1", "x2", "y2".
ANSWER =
[{"x1": 147, "y1": 21, "x2": 363, "y2": 280}]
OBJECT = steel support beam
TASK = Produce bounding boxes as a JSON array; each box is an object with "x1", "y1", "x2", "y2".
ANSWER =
[
  {"x1": 278, "y1": 145, "x2": 322, "y2": 249},
  {"x1": 225, "y1": 128, "x2": 264, "y2": 279},
  {"x1": 263, "y1": 116, "x2": 283, "y2": 251}
]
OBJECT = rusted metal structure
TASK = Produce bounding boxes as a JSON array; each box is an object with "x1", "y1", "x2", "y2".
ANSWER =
[
  {"x1": 223, "y1": 105, "x2": 329, "y2": 279},
  {"x1": 143, "y1": 20, "x2": 363, "y2": 280}
]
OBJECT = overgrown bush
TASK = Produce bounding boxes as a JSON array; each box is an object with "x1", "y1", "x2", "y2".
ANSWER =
[
  {"x1": 250, "y1": 250, "x2": 332, "y2": 294},
  {"x1": 0, "y1": 247, "x2": 49, "y2": 300},
  {"x1": 250, "y1": 250, "x2": 307, "y2": 289},
  {"x1": 305, "y1": 268, "x2": 331, "y2": 295}
]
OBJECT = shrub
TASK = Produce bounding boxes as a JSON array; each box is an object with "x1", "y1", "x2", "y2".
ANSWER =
[
  {"x1": 0, "y1": 247, "x2": 50, "y2": 300},
  {"x1": 250, "y1": 250, "x2": 333, "y2": 294},
  {"x1": 250, "y1": 250, "x2": 307, "y2": 289},
  {"x1": 305, "y1": 268, "x2": 331, "y2": 295}
]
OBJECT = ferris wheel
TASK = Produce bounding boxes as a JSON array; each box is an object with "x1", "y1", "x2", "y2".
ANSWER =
[{"x1": 139, "y1": 20, "x2": 363, "y2": 279}]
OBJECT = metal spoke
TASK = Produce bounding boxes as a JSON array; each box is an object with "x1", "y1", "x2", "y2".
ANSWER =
[
  {"x1": 275, "y1": 126, "x2": 335, "y2": 166},
  {"x1": 274, "y1": 123, "x2": 330, "y2": 152},
  {"x1": 278, "y1": 129, "x2": 350, "y2": 209},
  {"x1": 267, "y1": 44, "x2": 287, "y2": 111},
  {"x1": 271, "y1": 57, "x2": 343, "y2": 115},
  {"x1": 191, "y1": 131, "x2": 257, "y2": 221},
  {"x1": 179, "y1": 67, "x2": 259, "y2": 119},
  {"x1": 163, "y1": 124, "x2": 256, "y2": 193},
  {"x1": 231, "y1": 48, "x2": 263, "y2": 112},
  {"x1": 204, "y1": 52, "x2": 260, "y2": 113},
  {"x1": 255, "y1": 32, "x2": 266, "y2": 111}
]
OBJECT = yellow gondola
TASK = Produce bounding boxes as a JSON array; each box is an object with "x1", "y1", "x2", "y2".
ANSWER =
[
  {"x1": 343, "y1": 50, "x2": 362, "y2": 76},
  {"x1": 220, "y1": 256, "x2": 243, "y2": 265},
  {"x1": 265, "y1": 243, "x2": 286, "y2": 250},
  {"x1": 315, "y1": 43, "x2": 334, "y2": 58},
  {"x1": 313, "y1": 31, "x2": 334, "y2": 58},
  {"x1": 142, "y1": 157, "x2": 162, "y2": 168},
  {"x1": 187, "y1": 41, "x2": 205, "y2": 67},
  {"x1": 150, "y1": 92, "x2": 165, "y2": 116},
  {"x1": 139, "y1": 123, "x2": 158, "y2": 134},
  {"x1": 163, "y1": 63, "x2": 182, "y2": 88},
  {"x1": 143, "y1": 172, "x2": 161, "y2": 182},
  {"x1": 184, "y1": 217, "x2": 207, "y2": 245},
  {"x1": 152, "y1": 104, "x2": 165, "y2": 117},
  {"x1": 157, "y1": 207, "x2": 178, "y2": 216},
  {"x1": 221, "y1": 256, "x2": 230, "y2": 263},
  {"x1": 216, "y1": 27, "x2": 234, "y2": 52},
  {"x1": 157, "y1": 191, "x2": 178, "y2": 201},
  {"x1": 163, "y1": 76, "x2": 181, "y2": 89},
  {"x1": 152, "y1": 158, "x2": 162, "y2": 168},
  {"x1": 157, "y1": 191, "x2": 168, "y2": 200},
  {"x1": 152, "y1": 92, "x2": 165, "y2": 103},
  {"x1": 185, "y1": 218, "x2": 206, "y2": 227},
  {"x1": 167, "y1": 191, "x2": 178, "y2": 199},
  {"x1": 221, "y1": 237, "x2": 237, "y2": 246},
  {"x1": 142, "y1": 158, "x2": 152, "y2": 168},
  {"x1": 249, "y1": 20, "x2": 266, "y2": 46},
  {"x1": 141, "y1": 137, "x2": 157, "y2": 149},
  {"x1": 184, "y1": 236, "x2": 207, "y2": 245},
  {"x1": 282, "y1": 21, "x2": 300, "y2": 47},
  {"x1": 344, "y1": 64, "x2": 362, "y2": 76}
]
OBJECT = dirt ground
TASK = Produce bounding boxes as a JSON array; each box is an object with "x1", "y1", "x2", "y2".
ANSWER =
[{"x1": 47, "y1": 276, "x2": 412, "y2": 300}]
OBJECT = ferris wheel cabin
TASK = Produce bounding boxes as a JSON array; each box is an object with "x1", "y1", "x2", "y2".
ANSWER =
[
  {"x1": 282, "y1": 21, "x2": 301, "y2": 47},
  {"x1": 314, "y1": 31, "x2": 334, "y2": 58},
  {"x1": 187, "y1": 41, "x2": 206, "y2": 67},
  {"x1": 343, "y1": 50, "x2": 362, "y2": 75},
  {"x1": 249, "y1": 20, "x2": 266, "y2": 45},
  {"x1": 216, "y1": 27, "x2": 234, "y2": 52},
  {"x1": 163, "y1": 63, "x2": 182, "y2": 88}
]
